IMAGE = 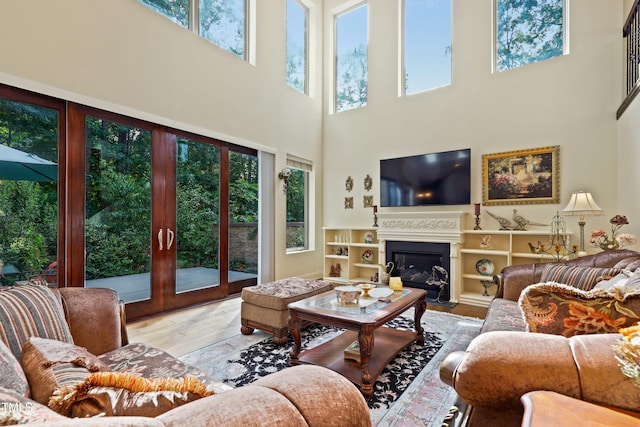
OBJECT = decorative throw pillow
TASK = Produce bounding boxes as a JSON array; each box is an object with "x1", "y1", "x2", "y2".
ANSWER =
[
  {"x1": 49, "y1": 372, "x2": 214, "y2": 418},
  {"x1": 539, "y1": 265, "x2": 621, "y2": 291},
  {"x1": 0, "y1": 386, "x2": 66, "y2": 425},
  {"x1": 20, "y1": 337, "x2": 108, "y2": 406},
  {"x1": 518, "y1": 281, "x2": 640, "y2": 336},
  {"x1": 0, "y1": 285, "x2": 74, "y2": 359},
  {"x1": 0, "y1": 340, "x2": 29, "y2": 397},
  {"x1": 593, "y1": 268, "x2": 635, "y2": 291}
]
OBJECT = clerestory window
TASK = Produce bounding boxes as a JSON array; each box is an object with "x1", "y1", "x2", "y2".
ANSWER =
[
  {"x1": 495, "y1": 0, "x2": 566, "y2": 72},
  {"x1": 286, "y1": 0, "x2": 309, "y2": 94},
  {"x1": 139, "y1": 0, "x2": 249, "y2": 60},
  {"x1": 334, "y1": 2, "x2": 368, "y2": 113},
  {"x1": 401, "y1": 0, "x2": 452, "y2": 95}
]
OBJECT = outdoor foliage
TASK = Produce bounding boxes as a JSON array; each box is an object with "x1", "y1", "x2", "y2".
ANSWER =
[
  {"x1": 0, "y1": 97, "x2": 262, "y2": 283},
  {"x1": 496, "y1": 0, "x2": 564, "y2": 71},
  {"x1": 0, "y1": 100, "x2": 58, "y2": 280},
  {"x1": 286, "y1": 168, "x2": 306, "y2": 249}
]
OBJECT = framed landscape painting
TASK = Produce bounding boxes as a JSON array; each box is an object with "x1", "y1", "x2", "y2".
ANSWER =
[{"x1": 482, "y1": 146, "x2": 559, "y2": 205}]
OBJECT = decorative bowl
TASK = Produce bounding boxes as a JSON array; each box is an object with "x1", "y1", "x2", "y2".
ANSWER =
[{"x1": 476, "y1": 259, "x2": 495, "y2": 276}]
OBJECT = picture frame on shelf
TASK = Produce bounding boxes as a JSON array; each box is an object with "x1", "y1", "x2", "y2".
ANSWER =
[{"x1": 482, "y1": 146, "x2": 559, "y2": 206}]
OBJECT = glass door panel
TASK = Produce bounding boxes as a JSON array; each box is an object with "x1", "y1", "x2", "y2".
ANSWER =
[
  {"x1": 0, "y1": 99, "x2": 59, "y2": 286},
  {"x1": 175, "y1": 138, "x2": 220, "y2": 294},
  {"x1": 84, "y1": 117, "x2": 152, "y2": 304},
  {"x1": 228, "y1": 151, "x2": 259, "y2": 286}
]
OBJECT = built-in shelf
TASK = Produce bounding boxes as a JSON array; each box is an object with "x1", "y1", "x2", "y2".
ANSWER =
[
  {"x1": 459, "y1": 229, "x2": 573, "y2": 307},
  {"x1": 323, "y1": 227, "x2": 379, "y2": 284}
]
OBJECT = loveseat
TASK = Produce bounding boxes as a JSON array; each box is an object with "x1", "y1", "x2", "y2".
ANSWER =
[
  {"x1": 0, "y1": 285, "x2": 371, "y2": 426},
  {"x1": 439, "y1": 249, "x2": 640, "y2": 427}
]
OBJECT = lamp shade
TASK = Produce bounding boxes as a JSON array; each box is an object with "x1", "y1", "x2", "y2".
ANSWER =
[{"x1": 562, "y1": 191, "x2": 605, "y2": 217}]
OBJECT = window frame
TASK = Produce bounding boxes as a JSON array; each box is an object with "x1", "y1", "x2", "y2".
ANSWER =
[
  {"x1": 285, "y1": 155, "x2": 313, "y2": 253},
  {"x1": 399, "y1": 0, "x2": 452, "y2": 96},
  {"x1": 332, "y1": 1, "x2": 369, "y2": 114},
  {"x1": 493, "y1": 0, "x2": 568, "y2": 73},
  {"x1": 286, "y1": 0, "x2": 310, "y2": 94},
  {"x1": 139, "y1": 0, "x2": 254, "y2": 62}
]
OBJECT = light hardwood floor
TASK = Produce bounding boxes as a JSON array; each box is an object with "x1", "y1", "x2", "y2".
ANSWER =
[{"x1": 126, "y1": 296, "x2": 487, "y2": 358}]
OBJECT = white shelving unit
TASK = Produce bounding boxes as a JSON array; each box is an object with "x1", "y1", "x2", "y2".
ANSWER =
[
  {"x1": 459, "y1": 229, "x2": 573, "y2": 307},
  {"x1": 323, "y1": 227, "x2": 379, "y2": 284}
]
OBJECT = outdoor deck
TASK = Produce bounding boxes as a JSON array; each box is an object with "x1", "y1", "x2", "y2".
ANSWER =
[{"x1": 85, "y1": 267, "x2": 256, "y2": 303}]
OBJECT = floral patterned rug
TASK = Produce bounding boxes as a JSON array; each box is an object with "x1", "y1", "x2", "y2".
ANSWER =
[{"x1": 179, "y1": 309, "x2": 482, "y2": 426}]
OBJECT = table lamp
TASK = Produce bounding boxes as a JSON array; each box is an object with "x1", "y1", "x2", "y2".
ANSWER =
[{"x1": 562, "y1": 191, "x2": 604, "y2": 256}]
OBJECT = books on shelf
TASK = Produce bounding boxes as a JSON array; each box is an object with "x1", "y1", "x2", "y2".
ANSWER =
[{"x1": 344, "y1": 340, "x2": 360, "y2": 362}]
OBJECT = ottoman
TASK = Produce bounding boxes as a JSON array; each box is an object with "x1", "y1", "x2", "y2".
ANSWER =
[{"x1": 240, "y1": 277, "x2": 334, "y2": 345}]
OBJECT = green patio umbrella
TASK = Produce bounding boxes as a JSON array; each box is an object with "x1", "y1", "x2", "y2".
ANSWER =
[{"x1": 0, "y1": 144, "x2": 57, "y2": 182}]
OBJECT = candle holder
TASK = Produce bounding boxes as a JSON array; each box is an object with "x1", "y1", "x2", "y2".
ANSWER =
[
  {"x1": 372, "y1": 205, "x2": 378, "y2": 228},
  {"x1": 474, "y1": 203, "x2": 482, "y2": 230}
]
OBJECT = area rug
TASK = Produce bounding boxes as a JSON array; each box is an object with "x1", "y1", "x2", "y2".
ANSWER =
[{"x1": 179, "y1": 309, "x2": 482, "y2": 426}]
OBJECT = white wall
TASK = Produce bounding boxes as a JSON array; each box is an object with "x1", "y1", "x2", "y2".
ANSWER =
[
  {"x1": 322, "y1": 0, "x2": 638, "y2": 254},
  {"x1": 0, "y1": 0, "x2": 325, "y2": 280}
]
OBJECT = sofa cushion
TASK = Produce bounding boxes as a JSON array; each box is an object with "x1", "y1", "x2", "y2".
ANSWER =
[
  {"x1": 98, "y1": 342, "x2": 232, "y2": 394},
  {"x1": 518, "y1": 281, "x2": 640, "y2": 336},
  {"x1": 0, "y1": 285, "x2": 73, "y2": 359},
  {"x1": 0, "y1": 339, "x2": 29, "y2": 397},
  {"x1": 540, "y1": 265, "x2": 621, "y2": 291},
  {"x1": 479, "y1": 298, "x2": 526, "y2": 334},
  {"x1": 0, "y1": 386, "x2": 67, "y2": 425},
  {"x1": 20, "y1": 337, "x2": 108, "y2": 406}
]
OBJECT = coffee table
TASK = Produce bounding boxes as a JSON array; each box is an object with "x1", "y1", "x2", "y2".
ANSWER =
[{"x1": 288, "y1": 286, "x2": 427, "y2": 400}]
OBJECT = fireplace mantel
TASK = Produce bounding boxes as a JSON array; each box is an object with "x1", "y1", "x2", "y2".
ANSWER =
[
  {"x1": 377, "y1": 211, "x2": 465, "y2": 303},
  {"x1": 376, "y1": 211, "x2": 465, "y2": 242}
]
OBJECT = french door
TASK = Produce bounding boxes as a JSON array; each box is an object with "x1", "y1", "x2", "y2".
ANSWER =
[{"x1": 69, "y1": 104, "x2": 256, "y2": 320}]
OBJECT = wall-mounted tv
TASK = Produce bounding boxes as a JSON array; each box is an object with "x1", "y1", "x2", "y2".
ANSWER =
[{"x1": 380, "y1": 148, "x2": 471, "y2": 207}]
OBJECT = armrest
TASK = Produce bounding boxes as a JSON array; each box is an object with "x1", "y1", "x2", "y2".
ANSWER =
[
  {"x1": 448, "y1": 331, "x2": 639, "y2": 413},
  {"x1": 521, "y1": 391, "x2": 640, "y2": 427},
  {"x1": 157, "y1": 365, "x2": 371, "y2": 427},
  {"x1": 58, "y1": 287, "x2": 126, "y2": 355},
  {"x1": 449, "y1": 332, "x2": 581, "y2": 410}
]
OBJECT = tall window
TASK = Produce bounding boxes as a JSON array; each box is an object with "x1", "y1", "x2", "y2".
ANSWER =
[
  {"x1": 402, "y1": 0, "x2": 451, "y2": 95},
  {"x1": 286, "y1": 0, "x2": 308, "y2": 93},
  {"x1": 335, "y1": 3, "x2": 368, "y2": 113},
  {"x1": 285, "y1": 157, "x2": 311, "y2": 252},
  {"x1": 140, "y1": 0, "x2": 248, "y2": 60},
  {"x1": 495, "y1": 0, "x2": 565, "y2": 72},
  {"x1": 0, "y1": 98, "x2": 59, "y2": 286}
]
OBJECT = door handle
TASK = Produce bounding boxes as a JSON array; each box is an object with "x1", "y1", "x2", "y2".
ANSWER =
[
  {"x1": 167, "y1": 228, "x2": 175, "y2": 251},
  {"x1": 158, "y1": 229, "x2": 163, "y2": 251}
]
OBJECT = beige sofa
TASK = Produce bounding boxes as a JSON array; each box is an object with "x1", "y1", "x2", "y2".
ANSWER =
[
  {"x1": 439, "y1": 250, "x2": 640, "y2": 427},
  {"x1": 0, "y1": 285, "x2": 370, "y2": 426}
]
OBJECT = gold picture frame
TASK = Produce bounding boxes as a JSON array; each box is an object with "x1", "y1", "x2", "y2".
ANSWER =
[
  {"x1": 363, "y1": 195, "x2": 373, "y2": 208},
  {"x1": 482, "y1": 146, "x2": 559, "y2": 205}
]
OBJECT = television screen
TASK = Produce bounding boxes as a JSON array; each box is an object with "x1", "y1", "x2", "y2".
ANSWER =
[{"x1": 380, "y1": 149, "x2": 471, "y2": 207}]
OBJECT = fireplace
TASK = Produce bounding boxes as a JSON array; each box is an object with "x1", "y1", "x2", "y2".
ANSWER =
[
  {"x1": 376, "y1": 211, "x2": 464, "y2": 303},
  {"x1": 386, "y1": 241, "x2": 450, "y2": 301}
]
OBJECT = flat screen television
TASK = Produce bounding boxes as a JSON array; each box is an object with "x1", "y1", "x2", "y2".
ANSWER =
[{"x1": 380, "y1": 148, "x2": 471, "y2": 207}]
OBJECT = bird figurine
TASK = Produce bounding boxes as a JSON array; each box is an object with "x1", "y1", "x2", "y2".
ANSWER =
[
  {"x1": 512, "y1": 209, "x2": 548, "y2": 231},
  {"x1": 485, "y1": 210, "x2": 515, "y2": 230}
]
